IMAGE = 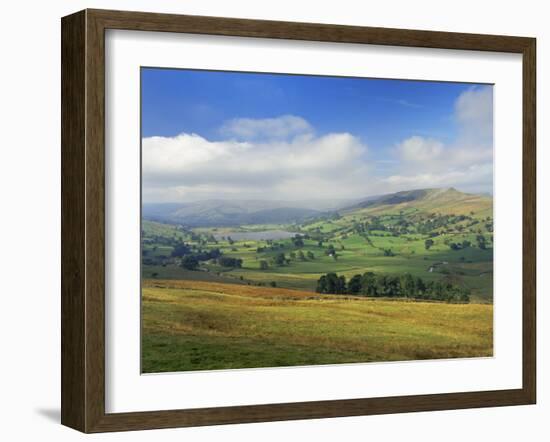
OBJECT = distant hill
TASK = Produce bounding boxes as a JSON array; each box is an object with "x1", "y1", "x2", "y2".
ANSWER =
[
  {"x1": 142, "y1": 199, "x2": 323, "y2": 227},
  {"x1": 142, "y1": 188, "x2": 492, "y2": 227},
  {"x1": 142, "y1": 203, "x2": 186, "y2": 220},
  {"x1": 347, "y1": 189, "x2": 432, "y2": 209},
  {"x1": 343, "y1": 188, "x2": 492, "y2": 217}
]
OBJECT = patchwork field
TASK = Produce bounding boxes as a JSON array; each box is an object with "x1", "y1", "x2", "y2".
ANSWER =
[
  {"x1": 141, "y1": 188, "x2": 494, "y2": 372},
  {"x1": 142, "y1": 279, "x2": 493, "y2": 373}
]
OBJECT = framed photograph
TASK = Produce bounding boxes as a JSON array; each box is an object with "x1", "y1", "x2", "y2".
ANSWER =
[{"x1": 61, "y1": 9, "x2": 536, "y2": 433}]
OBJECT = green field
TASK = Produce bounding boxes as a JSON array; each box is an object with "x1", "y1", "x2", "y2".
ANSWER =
[
  {"x1": 142, "y1": 279, "x2": 493, "y2": 373},
  {"x1": 142, "y1": 190, "x2": 493, "y2": 302},
  {"x1": 141, "y1": 188, "x2": 494, "y2": 372}
]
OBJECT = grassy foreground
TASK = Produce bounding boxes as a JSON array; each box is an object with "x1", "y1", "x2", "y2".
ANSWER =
[{"x1": 142, "y1": 279, "x2": 493, "y2": 373}]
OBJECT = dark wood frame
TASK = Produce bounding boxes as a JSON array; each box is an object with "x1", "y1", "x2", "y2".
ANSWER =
[{"x1": 61, "y1": 8, "x2": 536, "y2": 433}]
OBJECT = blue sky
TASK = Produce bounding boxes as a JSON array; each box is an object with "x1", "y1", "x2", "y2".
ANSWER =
[{"x1": 141, "y1": 68, "x2": 493, "y2": 203}]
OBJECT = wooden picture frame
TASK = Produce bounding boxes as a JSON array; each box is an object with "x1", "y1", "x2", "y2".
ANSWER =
[{"x1": 61, "y1": 8, "x2": 536, "y2": 433}]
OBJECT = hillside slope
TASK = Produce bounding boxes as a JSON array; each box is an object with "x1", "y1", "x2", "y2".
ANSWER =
[
  {"x1": 142, "y1": 279, "x2": 493, "y2": 373},
  {"x1": 143, "y1": 199, "x2": 322, "y2": 226},
  {"x1": 344, "y1": 188, "x2": 492, "y2": 217}
]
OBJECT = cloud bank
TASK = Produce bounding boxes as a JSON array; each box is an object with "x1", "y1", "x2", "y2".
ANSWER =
[
  {"x1": 142, "y1": 86, "x2": 493, "y2": 203},
  {"x1": 143, "y1": 117, "x2": 369, "y2": 202},
  {"x1": 385, "y1": 86, "x2": 493, "y2": 194}
]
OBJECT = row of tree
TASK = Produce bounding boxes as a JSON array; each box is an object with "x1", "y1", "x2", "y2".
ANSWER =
[
  {"x1": 268, "y1": 250, "x2": 316, "y2": 267},
  {"x1": 179, "y1": 254, "x2": 243, "y2": 270},
  {"x1": 170, "y1": 241, "x2": 244, "y2": 270},
  {"x1": 316, "y1": 271, "x2": 471, "y2": 303}
]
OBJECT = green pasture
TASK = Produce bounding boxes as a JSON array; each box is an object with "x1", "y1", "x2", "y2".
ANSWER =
[{"x1": 141, "y1": 198, "x2": 494, "y2": 302}]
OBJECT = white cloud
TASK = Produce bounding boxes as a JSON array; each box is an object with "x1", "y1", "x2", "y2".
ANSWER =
[
  {"x1": 219, "y1": 114, "x2": 313, "y2": 140},
  {"x1": 455, "y1": 86, "x2": 493, "y2": 143},
  {"x1": 395, "y1": 136, "x2": 491, "y2": 171},
  {"x1": 384, "y1": 163, "x2": 493, "y2": 193},
  {"x1": 386, "y1": 86, "x2": 493, "y2": 194},
  {"x1": 142, "y1": 117, "x2": 369, "y2": 202},
  {"x1": 143, "y1": 86, "x2": 494, "y2": 203},
  {"x1": 396, "y1": 136, "x2": 444, "y2": 162}
]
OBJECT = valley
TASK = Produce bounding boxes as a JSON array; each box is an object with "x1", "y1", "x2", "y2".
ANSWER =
[
  {"x1": 141, "y1": 187, "x2": 494, "y2": 372},
  {"x1": 142, "y1": 187, "x2": 494, "y2": 302}
]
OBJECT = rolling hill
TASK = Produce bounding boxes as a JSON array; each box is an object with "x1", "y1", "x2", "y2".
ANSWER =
[
  {"x1": 142, "y1": 199, "x2": 323, "y2": 227},
  {"x1": 142, "y1": 196, "x2": 370, "y2": 227},
  {"x1": 343, "y1": 187, "x2": 492, "y2": 217},
  {"x1": 142, "y1": 188, "x2": 492, "y2": 227}
]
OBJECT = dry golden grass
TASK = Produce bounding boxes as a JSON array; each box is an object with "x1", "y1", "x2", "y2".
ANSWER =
[
  {"x1": 142, "y1": 279, "x2": 493, "y2": 373},
  {"x1": 144, "y1": 278, "x2": 346, "y2": 300}
]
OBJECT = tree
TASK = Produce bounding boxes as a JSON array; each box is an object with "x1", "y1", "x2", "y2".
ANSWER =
[
  {"x1": 259, "y1": 260, "x2": 269, "y2": 270},
  {"x1": 274, "y1": 252, "x2": 287, "y2": 266},
  {"x1": 181, "y1": 255, "x2": 199, "y2": 270},
  {"x1": 325, "y1": 273, "x2": 339, "y2": 293},
  {"x1": 386, "y1": 276, "x2": 401, "y2": 297},
  {"x1": 307, "y1": 251, "x2": 315, "y2": 260},
  {"x1": 433, "y1": 281, "x2": 445, "y2": 300},
  {"x1": 376, "y1": 275, "x2": 388, "y2": 297},
  {"x1": 459, "y1": 289, "x2": 471, "y2": 303},
  {"x1": 292, "y1": 235, "x2": 304, "y2": 247},
  {"x1": 171, "y1": 242, "x2": 191, "y2": 257},
  {"x1": 348, "y1": 274, "x2": 362, "y2": 294},
  {"x1": 361, "y1": 272, "x2": 377, "y2": 296},
  {"x1": 424, "y1": 239, "x2": 434, "y2": 250},
  {"x1": 289, "y1": 251, "x2": 296, "y2": 260},
  {"x1": 218, "y1": 257, "x2": 243, "y2": 268},
  {"x1": 298, "y1": 250, "x2": 306, "y2": 261},
  {"x1": 315, "y1": 271, "x2": 468, "y2": 303},
  {"x1": 402, "y1": 273, "x2": 416, "y2": 297},
  {"x1": 476, "y1": 234, "x2": 487, "y2": 249},
  {"x1": 415, "y1": 277, "x2": 426, "y2": 296},
  {"x1": 316, "y1": 275, "x2": 328, "y2": 293},
  {"x1": 321, "y1": 272, "x2": 346, "y2": 294},
  {"x1": 336, "y1": 275, "x2": 347, "y2": 294}
]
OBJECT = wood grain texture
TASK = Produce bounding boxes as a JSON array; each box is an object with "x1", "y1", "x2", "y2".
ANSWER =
[
  {"x1": 61, "y1": 10, "x2": 86, "y2": 432},
  {"x1": 522, "y1": 38, "x2": 537, "y2": 403},
  {"x1": 84, "y1": 9, "x2": 107, "y2": 432},
  {"x1": 61, "y1": 8, "x2": 537, "y2": 433},
  {"x1": 89, "y1": 8, "x2": 532, "y2": 52}
]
